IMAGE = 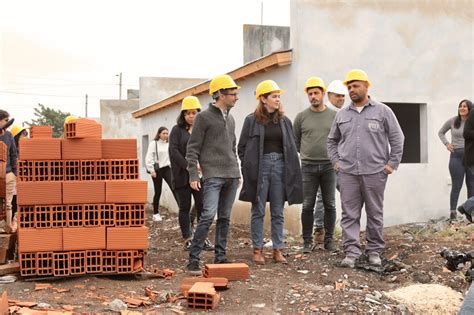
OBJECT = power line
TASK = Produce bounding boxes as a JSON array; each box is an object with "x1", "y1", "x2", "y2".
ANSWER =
[
  {"x1": 0, "y1": 72, "x2": 138, "y2": 87},
  {"x1": 0, "y1": 90, "x2": 115, "y2": 98}
]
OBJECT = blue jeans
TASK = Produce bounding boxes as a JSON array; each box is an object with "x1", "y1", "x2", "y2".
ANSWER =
[
  {"x1": 251, "y1": 153, "x2": 285, "y2": 249},
  {"x1": 449, "y1": 149, "x2": 474, "y2": 210},
  {"x1": 301, "y1": 162, "x2": 336, "y2": 244},
  {"x1": 189, "y1": 177, "x2": 238, "y2": 263}
]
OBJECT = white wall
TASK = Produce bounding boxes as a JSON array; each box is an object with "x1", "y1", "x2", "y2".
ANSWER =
[{"x1": 289, "y1": 0, "x2": 474, "y2": 226}]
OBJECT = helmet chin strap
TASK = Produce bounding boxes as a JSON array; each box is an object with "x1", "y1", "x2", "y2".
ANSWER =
[{"x1": 2, "y1": 118, "x2": 14, "y2": 130}]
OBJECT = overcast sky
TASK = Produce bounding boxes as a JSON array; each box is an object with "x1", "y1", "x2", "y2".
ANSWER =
[{"x1": 0, "y1": 0, "x2": 290, "y2": 125}]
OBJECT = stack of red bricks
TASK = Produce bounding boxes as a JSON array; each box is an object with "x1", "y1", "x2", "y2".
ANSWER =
[
  {"x1": 0, "y1": 142, "x2": 6, "y2": 222},
  {"x1": 16, "y1": 121, "x2": 148, "y2": 278}
]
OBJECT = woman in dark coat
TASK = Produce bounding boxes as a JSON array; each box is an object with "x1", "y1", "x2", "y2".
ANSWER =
[
  {"x1": 169, "y1": 96, "x2": 213, "y2": 251},
  {"x1": 238, "y1": 80, "x2": 303, "y2": 265}
]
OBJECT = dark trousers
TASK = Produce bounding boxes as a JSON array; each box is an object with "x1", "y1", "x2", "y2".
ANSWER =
[
  {"x1": 301, "y1": 162, "x2": 337, "y2": 244},
  {"x1": 151, "y1": 166, "x2": 175, "y2": 214},
  {"x1": 449, "y1": 149, "x2": 474, "y2": 210},
  {"x1": 175, "y1": 185, "x2": 203, "y2": 240}
]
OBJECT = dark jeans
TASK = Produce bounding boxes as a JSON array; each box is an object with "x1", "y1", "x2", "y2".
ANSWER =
[
  {"x1": 151, "y1": 166, "x2": 175, "y2": 214},
  {"x1": 449, "y1": 149, "x2": 474, "y2": 210},
  {"x1": 314, "y1": 178, "x2": 340, "y2": 228},
  {"x1": 251, "y1": 153, "x2": 285, "y2": 249},
  {"x1": 175, "y1": 184, "x2": 203, "y2": 240},
  {"x1": 189, "y1": 177, "x2": 238, "y2": 263},
  {"x1": 301, "y1": 162, "x2": 336, "y2": 244}
]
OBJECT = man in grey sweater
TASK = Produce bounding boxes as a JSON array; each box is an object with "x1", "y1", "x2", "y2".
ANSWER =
[{"x1": 185, "y1": 74, "x2": 241, "y2": 275}]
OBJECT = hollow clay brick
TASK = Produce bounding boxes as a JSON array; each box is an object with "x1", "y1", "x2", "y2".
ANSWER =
[
  {"x1": 17, "y1": 181, "x2": 62, "y2": 205},
  {"x1": 102, "y1": 139, "x2": 137, "y2": 159},
  {"x1": 30, "y1": 125, "x2": 52, "y2": 139},
  {"x1": 106, "y1": 226, "x2": 148, "y2": 250},
  {"x1": 203, "y1": 263, "x2": 250, "y2": 281},
  {"x1": 19, "y1": 252, "x2": 36, "y2": 277},
  {"x1": 62, "y1": 181, "x2": 105, "y2": 204},
  {"x1": 181, "y1": 277, "x2": 229, "y2": 296},
  {"x1": 18, "y1": 228, "x2": 63, "y2": 252},
  {"x1": 187, "y1": 282, "x2": 220, "y2": 310},
  {"x1": 19, "y1": 138, "x2": 62, "y2": 160},
  {"x1": 61, "y1": 138, "x2": 102, "y2": 160},
  {"x1": 63, "y1": 226, "x2": 106, "y2": 251},
  {"x1": 64, "y1": 118, "x2": 102, "y2": 139},
  {"x1": 105, "y1": 180, "x2": 147, "y2": 203},
  {"x1": 36, "y1": 252, "x2": 54, "y2": 276}
]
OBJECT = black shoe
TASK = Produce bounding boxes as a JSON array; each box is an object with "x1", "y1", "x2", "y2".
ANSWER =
[
  {"x1": 214, "y1": 257, "x2": 232, "y2": 264},
  {"x1": 186, "y1": 261, "x2": 202, "y2": 276},
  {"x1": 457, "y1": 205, "x2": 472, "y2": 222},
  {"x1": 302, "y1": 242, "x2": 313, "y2": 254},
  {"x1": 324, "y1": 239, "x2": 337, "y2": 252},
  {"x1": 203, "y1": 239, "x2": 215, "y2": 251}
]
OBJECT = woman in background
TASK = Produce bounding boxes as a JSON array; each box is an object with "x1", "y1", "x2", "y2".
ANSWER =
[
  {"x1": 169, "y1": 96, "x2": 213, "y2": 251},
  {"x1": 146, "y1": 127, "x2": 174, "y2": 222},
  {"x1": 438, "y1": 99, "x2": 473, "y2": 221}
]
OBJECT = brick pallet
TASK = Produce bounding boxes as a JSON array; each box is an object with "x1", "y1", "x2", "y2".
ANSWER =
[{"x1": 16, "y1": 120, "x2": 145, "y2": 278}]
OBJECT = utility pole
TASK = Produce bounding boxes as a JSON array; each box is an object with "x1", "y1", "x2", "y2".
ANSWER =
[
  {"x1": 260, "y1": 1, "x2": 264, "y2": 58},
  {"x1": 85, "y1": 94, "x2": 88, "y2": 117},
  {"x1": 116, "y1": 72, "x2": 122, "y2": 100}
]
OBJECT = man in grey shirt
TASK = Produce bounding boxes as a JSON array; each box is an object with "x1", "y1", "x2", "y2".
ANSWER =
[
  {"x1": 327, "y1": 69, "x2": 404, "y2": 268},
  {"x1": 186, "y1": 74, "x2": 241, "y2": 275}
]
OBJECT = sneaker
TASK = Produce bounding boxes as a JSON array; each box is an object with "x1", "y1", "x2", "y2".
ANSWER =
[
  {"x1": 340, "y1": 256, "x2": 356, "y2": 268},
  {"x1": 457, "y1": 205, "x2": 472, "y2": 222},
  {"x1": 214, "y1": 257, "x2": 232, "y2": 264},
  {"x1": 314, "y1": 227, "x2": 325, "y2": 244},
  {"x1": 368, "y1": 253, "x2": 382, "y2": 266},
  {"x1": 152, "y1": 213, "x2": 162, "y2": 222},
  {"x1": 324, "y1": 239, "x2": 337, "y2": 252},
  {"x1": 302, "y1": 242, "x2": 313, "y2": 254},
  {"x1": 450, "y1": 211, "x2": 457, "y2": 221},
  {"x1": 186, "y1": 261, "x2": 202, "y2": 276},
  {"x1": 203, "y1": 239, "x2": 215, "y2": 251}
]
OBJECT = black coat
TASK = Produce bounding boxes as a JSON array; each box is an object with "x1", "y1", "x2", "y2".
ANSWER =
[
  {"x1": 237, "y1": 113, "x2": 303, "y2": 205},
  {"x1": 169, "y1": 125, "x2": 191, "y2": 189},
  {"x1": 464, "y1": 109, "x2": 474, "y2": 167}
]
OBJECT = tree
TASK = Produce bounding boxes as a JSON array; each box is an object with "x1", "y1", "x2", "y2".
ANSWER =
[{"x1": 27, "y1": 104, "x2": 72, "y2": 138}]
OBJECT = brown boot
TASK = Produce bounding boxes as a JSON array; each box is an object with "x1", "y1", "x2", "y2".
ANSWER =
[
  {"x1": 273, "y1": 249, "x2": 287, "y2": 264},
  {"x1": 252, "y1": 248, "x2": 265, "y2": 265}
]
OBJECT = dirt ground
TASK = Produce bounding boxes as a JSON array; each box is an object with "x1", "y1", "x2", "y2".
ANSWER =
[{"x1": 3, "y1": 208, "x2": 474, "y2": 314}]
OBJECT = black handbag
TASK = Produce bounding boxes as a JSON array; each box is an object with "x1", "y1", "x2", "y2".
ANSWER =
[
  {"x1": 147, "y1": 140, "x2": 160, "y2": 174},
  {"x1": 153, "y1": 140, "x2": 160, "y2": 172}
]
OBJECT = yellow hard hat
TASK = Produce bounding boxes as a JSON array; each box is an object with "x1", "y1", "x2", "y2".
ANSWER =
[
  {"x1": 255, "y1": 80, "x2": 284, "y2": 100},
  {"x1": 181, "y1": 96, "x2": 202, "y2": 111},
  {"x1": 209, "y1": 75, "x2": 240, "y2": 95},
  {"x1": 304, "y1": 77, "x2": 326, "y2": 93},
  {"x1": 343, "y1": 69, "x2": 371, "y2": 86},
  {"x1": 64, "y1": 115, "x2": 78, "y2": 125},
  {"x1": 10, "y1": 124, "x2": 26, "y2": 137}
]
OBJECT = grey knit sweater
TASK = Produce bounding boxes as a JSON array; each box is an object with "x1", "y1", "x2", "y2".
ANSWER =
[{"x1": 186, "y1": 104, "x2": 241, "y2": 182}]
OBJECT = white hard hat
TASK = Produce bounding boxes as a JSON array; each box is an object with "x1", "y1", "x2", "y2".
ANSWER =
[{"x1": 327, "y1": 80, "x2": 348, "y2": 95}]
